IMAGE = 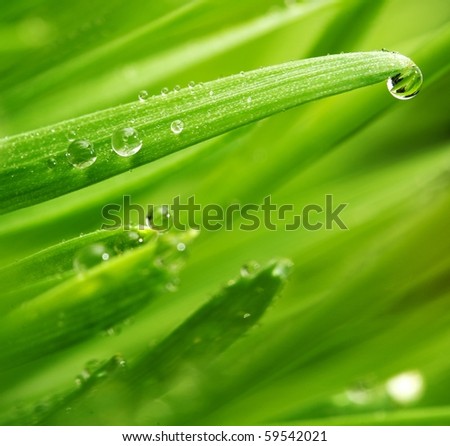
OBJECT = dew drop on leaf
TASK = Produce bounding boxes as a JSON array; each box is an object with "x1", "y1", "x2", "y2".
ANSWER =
[
  {"x1": 271, "y1": 259, "x2": 294, "y2": 279},
  {"x1": 73, "y1": 243, "x2": 114, "y2": 273},
  {"x1": 111, "y1": 127, "x2": 143, "y2": 157},
  {"x1": 66, "y1": 139, "x2": 96, "y2": 169},
  {"x1": 387, "y1": 65, "x2": 423, "y2": 100},
  {"x1": 161, "y1": 87, "x2": 169, "y2": 96},
  {"x1": 146, "y1": 205, "x2": 172, "y2": 232},
  {"x1": 240, "y1": 261, "x2": 260, "y2": 278},
  {"x1": 66, "y1": 129, "x2": 78, "y2": 141},
  {"x1": 47, "y1": 157, "x2": 57, "y2": 169},
  {"x1": 138, "y1": 90, "x2": 149, "y2": 102},
  {"x1": 170, "y1": 119, "x2": 184, "y2": 135}
]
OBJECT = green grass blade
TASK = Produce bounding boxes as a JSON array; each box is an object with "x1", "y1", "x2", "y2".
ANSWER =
[
  {"x1": 0, "y1": 229, "x2": 196, "y2": 372},
  {"x1": 36, "y1": 259, "x2": 292, "y2": 425},
  {"x1": 0, "y1": 51, "x2": 421, "y2": 213},
  {"x1": 0, "y1": 228, "x2": 157, "y2": 313}
]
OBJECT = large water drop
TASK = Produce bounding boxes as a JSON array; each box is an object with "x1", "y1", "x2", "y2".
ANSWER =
[
  {"x1": 73, "y1": 243, "x2": 114, "y2": 273},
  {"x1": 66, "y1": 140, "x2": 96, "y2": 169},
  {"x1": 387, "y1": 65, "x2": 423, "y2": 100},
  {"x1": 147, "y1": 205, "x2": 172, "y2": 232},
  {"x1": 111, "y1": 127, "x2": 143, "y2": 157}
]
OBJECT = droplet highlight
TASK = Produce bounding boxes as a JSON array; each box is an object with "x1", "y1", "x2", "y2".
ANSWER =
[
  {"x1": 66, "y1": 140, "x2": 96, "y2": 169},
  {"x1": 387, "y1": 65, "x2": 423, "y2": 100},
  {"x1": 171, "y1": 119, "x2": 184, "y2": 135},
  {"x1": 111, "y1": 127, "x2": 143, "y2": 157},
  {"x1": 386, "y1": 371, "x2": 424, "y2": 404}
]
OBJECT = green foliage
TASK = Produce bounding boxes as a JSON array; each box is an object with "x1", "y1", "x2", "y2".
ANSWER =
[{"x1": 0, "y1": 0, "x2": 449, "y2": 426}]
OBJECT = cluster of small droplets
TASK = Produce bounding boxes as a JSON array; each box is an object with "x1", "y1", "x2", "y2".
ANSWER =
[{"x1": 65, "y1": 78, "x2": 222, "y2": 169}]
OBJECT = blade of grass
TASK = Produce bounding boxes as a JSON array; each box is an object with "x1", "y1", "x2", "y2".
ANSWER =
[
  {"x1": 0, "y1": 228, "x2": 196, "y2": 372},
  {"x1": 2, "y1": 0, "x2": 334, "y2": 131},
  {"x1": 34, "y1": 259, "x2": 292, "y2": 425},
  {"x1": 0, "y1": 228, "x2": 157, "y2": 313},
  {"x1": 0, "y1": 50, "x2": 422, "y2": 213}
]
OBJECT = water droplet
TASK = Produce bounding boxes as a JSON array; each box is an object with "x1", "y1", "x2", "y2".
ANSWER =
[
  {"x1": 243, "y1": 313, "x2": 251, "y2": 319},
  {"x1": 345, "y1": 382, "x2": 374, "y2": 405},
  {"x1": 387, "y1": 65, "x2": 423, "y2": 100},
  {"x1": 85, "y1": 359, "x2": 101, "y2": 374},
  {"x1": 113, "y1": 354, "x2": 127, "y2": 369},
  {"x1": 66, "y1": 129, "x2": 78, "y2": 141},
  {"x1": 161, "y1": 87, "x2": 169, "y2": 96},
  {"x1": 165, "y1": 279, "x2": 179, "y2": 292},
  {"x1": 171, "y1": 119, "x2": 184, "y2": 135},
  {"x1": 114, "y1": 230, "x2": 147, "y2": 253},
  {"x1": 75, "y1": 373, "x2": 87, "y2": 387},
  {"x1": 138, "y1": 90, "x2": 149, "y2": 102},
  {"x1": 209, "y1": 90, "x2": 214, "y2": 96},
  {"x1": 146, "y1": 205, "x2": 172, "y2": 232},
  {"x1": 111, "y1": 127, "x2": 143, "y2": 157},
  {"x1": 247, "y1": 97, "x2": 252, "y2": 104},
  {"x1": 271, "y1": 259, "x2": 294, "y2": 279},
  {"x1": 174, "y1": 85, "x2": 181, "y2": 93},
  {"x1": 188, "y1": 81, "x2": 196, "y2": 89},
  {"x1": 105, "y1": 326, "x2": 118, "y2": 336},
  {"x1": 240, "y1": 261, "x2": 260, "y2": 278},
  {"x1": 66, "y1": 140, "x2": 96, "y2": 169},
  {"x1": 240, "y1": 71, "x2": 245, "y2": 77},
  {"x1": 73, "y1": 243, "x2": 114, "y2": 273},
  {"x1": 386, "y1": 371, "x2": 424, "y2": 404},
  {"x1": 47, "y1": 157, "x2": 57, "y2": 169}
]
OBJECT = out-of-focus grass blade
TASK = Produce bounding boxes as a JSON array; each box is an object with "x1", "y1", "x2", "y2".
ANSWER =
[
  {"x1": 308, "y1": 0, "x2": 386, "y2": 56},
  {"x1": 0, "y1": 51, "x2": 421, "y2": 213},
  {"x1": 2, "y1": 0, "x2": 334, "y2": 130},
  {"x1": 280, "y1": 406, "x2": 450, "y2": 426},
  {"x1": 35, "y1": 259, "x2": 292, "y2": 425},
  {"x1": 0, "y1": 228, "x2": 157, "y2": 313},
  {"x1": 0, "y1": 229, "x2": 196, "y2": 373}
]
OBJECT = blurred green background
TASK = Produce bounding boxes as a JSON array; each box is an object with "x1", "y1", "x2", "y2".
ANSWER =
[{"x1": 0, "y1": 0, "x2": 449, "y2": 425}]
